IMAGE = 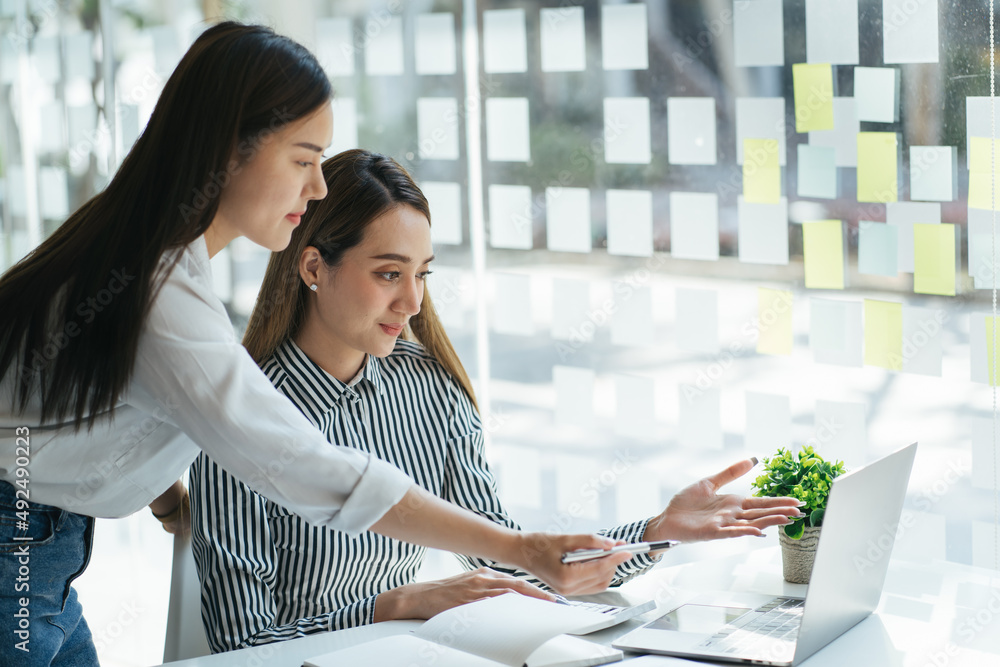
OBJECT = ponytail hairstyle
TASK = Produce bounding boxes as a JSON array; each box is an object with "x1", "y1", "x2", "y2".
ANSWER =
[
  {"x1": 242, "y1": 149, "x2": 478, "y2": 411},
  {"x1": 0, "y1": 22, "x2": 332, "y2": 429}
]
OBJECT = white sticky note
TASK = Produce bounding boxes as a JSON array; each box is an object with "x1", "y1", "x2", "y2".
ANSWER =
[
  {"x1": 423, "y1": 182, "x2": 462, "y2": 246},
  {"x1": 902, "y1": 305, "x2": 944, "y2": 376},
  {"x1": 797, "y1": 144, "x2": 837, "y2": 199},
  {"x1": 554, "y1": 366, "x2": 595, "y2": 430},
  {"x1": 615, "y1": 375, "x2": 655, "y2": 440},
  {"x1": 604, "y1": 98, "x2": 651, "y2": 164},
  {"x1": 415, "y1": 13, "x2": 457, "y2": 75},
  {"x1": 365, "y1": 15, "x2": 404, "y2": 75},
  {"x1": 606, "y1": 189, "x2": 653, "y2": 257},
  {"x1": 611, "y1": 286, "x2": 654, "y2": 347},
  {"x1": 678, "y1": 386, "x2": 722, "y2": 450},
  {"x1": 546, "y1": 187, "x2": 591, "y2": 253},
  {"x1": 855, "y1": 67, "x2": 899, "y2": 123},
  {"x1": 417, "y1": 98, "x2": 459, "y2": 160},
  {"x1": 883, "y1": 0, "x2": 939, "y2": 64},
  {"x1": 488, "y1": 184, "x2": 533, "y2": 250},
  {"x1": 971, "y1": 520, "x2": 1000, "y2": 570},
  {"x1": 745, "y1": 392, "x2": 791, "y2": 454},
  {"x1": 675, "y1": 288, "x2": 719, "y2": 354},
  {"x1": 602, "y1": 3, "x2": 648, "y2": 70},
  {"x1": 67, "y1": 104, "x2": 98, "y2": 152},
  {"x1": 540, "y1": 6, "x2": 586, "y2": 72},
  {"x1": 910, "y1": 146, "x2": 957, "y2": 202},
  {"x1": 150, "y1": 25, "x2": 180, "y2": 76},
  {"x1": 972, "y1": 419, "x2": 1000, "y2": 490},
  {"x1": 485, "y1": 98, "x2": 531, "y2": 162},
  {"x1": 737, "y1": 196, "x2": 789, "y2": 265},
  {"x1": 967, "y1": 97, "x2": 1000, "y2": 168},
  {"x1": 615, "y1": 467, "x2": 661, "y2": 524},
  {"x1": 808, "y1": 98, "x2": 860, "y2": 167},
  {"x1": 39, "y1": 167, "x2": 69, "y2": 220},
  {"x1": 329, "y1": 98, "x2": 358, "y2": 157},
  {"x1": 968, "y1": 208, "x2": 1000, "y2": 289},
  {"x1": 483, "y1": 8, "x2": 527, "y2": 73},
  {"x1": 734, "y1": 0, "x2": 784, "y2": 67},
  {"x1": 316, "y1": 18, "x2": 354, "y2": 77},
  {"x1": 805, "y1": 0, "x2": 859, "y2": 65},
  {"x1": 669, "y1": 192, "x2": 718, "y2": 261},
  {"x1": 858, "y1": 221, "x2": 898, "y2": 277},
  {"x1": 971, "y1": 312, "x2": 994, "y2": 385},
  {"x1": 735, "y1": 98, "x2": 787, "y2": 165},
  {"x1": 38, "y1": 103, "x2": 65, "y2": 154},
  {"x1": 65, "y1": 31, "x2": 95, "y2": 80},
  {"x1": 886, "y1": 202, "x2": 941, "y2": 273},
  {"x1": 813, "y1": 400, "x2": 866, "y2": 468},
  {"x1": 428, "y1": 266, "x2": 466, "y2": 329},
  {"x1": 810, "y1": 298, "x2": 863, "y2": 367},
  {"x1": 667, "y1": 97, "x2": 717, "y2": 165},
  {"x1": 492, "y1": 273, "x2": 533, "y2": 336},
  {"x1": 552, "y1": 279, "x2": 591, "y2": 342}
]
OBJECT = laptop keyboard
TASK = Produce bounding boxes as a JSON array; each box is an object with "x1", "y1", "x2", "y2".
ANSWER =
[{"x1": 697, "y1": 597, "x2": 803, "y2": 659}]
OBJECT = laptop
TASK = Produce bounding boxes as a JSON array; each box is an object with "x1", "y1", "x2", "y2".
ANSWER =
[{"x1": 613, "y1": 442, "x2": 918, "y2": 666}]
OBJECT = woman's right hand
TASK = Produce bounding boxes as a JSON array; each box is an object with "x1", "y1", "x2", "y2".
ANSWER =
[
  {"x1": 373, "y1": 568, "x2": 557, "y2": 621},
  {"x1": 513, "y1": 532, "x2": 632, "y2": 596}
]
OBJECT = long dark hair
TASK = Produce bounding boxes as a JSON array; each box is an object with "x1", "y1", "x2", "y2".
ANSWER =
[
  {"x1": 0, "y1": 22, "x2": 332, "y2": 429},
  {"x1": 242, "y1": 150, "x2": 478, "y2": 411}
]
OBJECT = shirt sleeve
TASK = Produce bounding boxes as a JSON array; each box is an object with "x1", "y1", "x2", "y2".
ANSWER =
[
  {"x1": 132, "y1": 258, "x2": 412, "y2": 534},
  {"x1": 189, "y1": 453, "x2": 382, "y2": 652},
  {"x1": 437, "y1": 375, "x2": 660, "y2": 588}
]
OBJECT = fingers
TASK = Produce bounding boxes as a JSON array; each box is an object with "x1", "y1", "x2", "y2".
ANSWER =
[
  {"x1": 502, "y1": 577, "x2": 556, "y2": 602},
  {"x1": 704, "y1": 458, "x2": 757, "y2": 491},
  {"x1": 739, "y1": 506, "x2": 804, "y2": 521},
  {"x1": 556, "y1": 552, "x2": 632, "y2": 595},
  {"x1": 744, "y1": 496, "x2": 804, "y2": 509}
]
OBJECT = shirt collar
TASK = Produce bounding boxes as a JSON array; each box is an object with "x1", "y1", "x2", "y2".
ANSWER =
[{"x1": 272, "y1": 340, "x2": 386, "y2": 416}]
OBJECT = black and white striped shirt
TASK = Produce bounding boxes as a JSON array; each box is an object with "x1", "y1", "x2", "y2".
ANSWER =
[{"x1": 189, "y1": 339, "x2": 655, "y2": 652}]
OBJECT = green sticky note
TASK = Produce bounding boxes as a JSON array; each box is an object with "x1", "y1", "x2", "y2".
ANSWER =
[
  {"x1": 969, "y1": 137, "x2": 1000, "y2": 211},
  {"x1": 743, "y1": 138, "x2": 781, "y2": 203},
  {"x1": 913, "y1": 223, "x2": 956, "y2": 296},
  {"x1": 987, "y1": 317, "x2": 1000, "y2": 386},
  {"x1": 802, "y1": 220, "x2": 844, "y2": 289},
  {"x1": 857, "y1": 132, "x2": 899, "y2": 203},
  {"x1": 757, "y1": 288, "x2": 793, "y2": 356},
  {"x1": 864, "y1": 299, "x2": 902, "y2": 371},
  {"x1": 792, "y1": 63, "x2": 834, "y2": 132}
]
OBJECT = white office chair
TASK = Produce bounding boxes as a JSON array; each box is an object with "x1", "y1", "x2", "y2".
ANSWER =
[{"x1": 163, "y1": 531, "x2": 212, "y2": 662}]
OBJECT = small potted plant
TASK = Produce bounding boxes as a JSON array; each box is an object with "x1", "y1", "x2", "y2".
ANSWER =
[{"x1": 752, "y1": 446, "x2": 846, "y2": 584}]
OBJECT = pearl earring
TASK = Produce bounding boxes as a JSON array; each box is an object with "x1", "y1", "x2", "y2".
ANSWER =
[{"x1": 309, "y1": 284, "x2": 318, "y2": 292}]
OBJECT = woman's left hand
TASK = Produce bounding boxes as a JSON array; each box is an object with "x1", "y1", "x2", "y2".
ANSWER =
[
  {"x1": 643, "y1": 458, "x2": 804, "y2": 545},
  {"x1": 149, "y1": 480, "x2": 191, "y2": 537}
]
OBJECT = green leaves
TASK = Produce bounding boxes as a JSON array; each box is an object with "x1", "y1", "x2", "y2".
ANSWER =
[{"x1": 752, "y1": 446, "x2": 846, "y2": 539}]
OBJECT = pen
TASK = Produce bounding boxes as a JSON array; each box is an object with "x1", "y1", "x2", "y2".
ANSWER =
[{"x1": 560, "y1": 539, "x2": 680, "y2": 564}]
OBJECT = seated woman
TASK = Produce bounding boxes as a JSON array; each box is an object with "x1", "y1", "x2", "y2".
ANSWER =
[{"x1": 189, "y1": 149, "x2": 801, "y2": 652}]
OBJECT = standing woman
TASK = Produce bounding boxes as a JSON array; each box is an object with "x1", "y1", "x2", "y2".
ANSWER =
[{"x1": 0, "y1": 23, "x2": 626, "y2": 666}]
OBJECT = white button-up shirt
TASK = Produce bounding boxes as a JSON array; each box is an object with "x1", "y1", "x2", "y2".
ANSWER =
[{"x1": 0, "y1": 236, "x2": 412, "y2": 534}]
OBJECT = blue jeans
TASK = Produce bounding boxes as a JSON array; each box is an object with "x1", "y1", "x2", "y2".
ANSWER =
[{"x1": 0, "y1": 481, "x2": 98, "y2": 666}]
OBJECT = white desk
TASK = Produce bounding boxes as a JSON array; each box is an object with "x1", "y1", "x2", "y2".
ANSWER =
[{"x1": 160, "y1": 547, "x2": 1000, "y2": 666}]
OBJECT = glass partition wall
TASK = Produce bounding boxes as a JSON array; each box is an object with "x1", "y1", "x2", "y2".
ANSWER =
[{"x1": 2, "y1": 1, "x2": 998, "y2": 664}]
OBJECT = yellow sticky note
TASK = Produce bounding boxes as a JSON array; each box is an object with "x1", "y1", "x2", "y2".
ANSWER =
[
  {"x1": 857, "y1": 132, "x2": 898, "y2": 203},
  {"x1": 969, "y1": 137, "x2": 1000, "y2": 211},
  {"x1": 792, "y1": 63, "x2": 834, "y2": 132},
  {"x1": 757, "y1": 288, "x2": 793, "y2": 356},
  {"x1": 802, "y1": 220, "x2": 844, "y2": 290},
  {"x1": 913, "y1": 223, "x2": 956, "y2": 296},
  {"x1": 864, "y1": 299, "x2": 902, "y2": 371},
  {"x1": 987, "y1": 317, "x2": 1000, "y2": 386},
  {"x1": 743, "y1": 138, "x2": 781, "y2": 203}
]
